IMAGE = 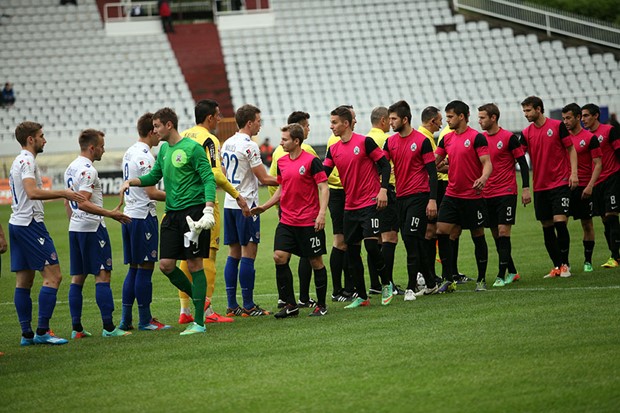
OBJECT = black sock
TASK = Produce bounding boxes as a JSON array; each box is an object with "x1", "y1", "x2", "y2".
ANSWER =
[
  {"x1": 583, "y1": 240, "x2": 595, "y2": 263},
  {"x1": 103, "y1": 322, "x2": 116, "y2": 332},
  {"x1": 276, "y1": 263, "x2": 295, "y2": 305},
  {"x1": 438, "y1": 234, "x2": 453, "y2": 282},
  {"x1": 607, "y1": 215, "x2": 620, "y2": 260},
  {"x1": 298, "y1": 257, "x2": 312, "y2": 303},
  {"x1": 425, "y1": 237, "x2": 438, "y2": 278},
  {"x1": 347, "y1": 244, "x2": 367, "y2": 299},
  {"x1": 364, "y1": 238, "x2": 387, "y2": 285},
  {"x1": 451, "y1": 237, "x2": 460, "y2": 276},
  {"x1": 72, "y1": 323, "x2": 84, "y2": 333},
  {"x1": 22, "y1": 331, "x2": 34, "y2": 339},
  {"x1": 313, "y1": 267, "x2": 328, "y2": 307},
  {"x1": 473, "y1": 235, "x2": 488, "y2": 282},
  {"x1": 36, "y1": 328, "x2": 48, "y2": 336},
  {"x1": 367, "y1": 254, "x2": 381, "y2": 290},
  {"x1": 554, "y1": 221, "x2": 570, "y2": 266},
  {"x1": 543, "y1": 225, "x2": 562, "y2": 267},
  {"x1": 329, "y1": 247, "x2": 345, "y2": 294},
  {"x1": 381, "y1": 241, "x2": 397, "y2": 285},
  {"x1": 496, "y1": 236, "x2": 511, "y2": 279}
]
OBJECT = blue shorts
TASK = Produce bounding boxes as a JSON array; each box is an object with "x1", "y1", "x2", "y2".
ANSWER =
[
  {"x1": 9, "y1": 221, "x2": 59, "y2": 272},
  {"x1": 224, "y1": 208, "x2": 260, "y2": 246},
  {"x1": 122, "y1": 214, "x2": 159, "y2": 264},
  {"x1": 69, "y1": 224, "x2": 113, "y2": 276}
]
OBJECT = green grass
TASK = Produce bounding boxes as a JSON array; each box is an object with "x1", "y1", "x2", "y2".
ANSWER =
[{"x1": 1, "y1": 187, "x2": 619, "y2": 412}]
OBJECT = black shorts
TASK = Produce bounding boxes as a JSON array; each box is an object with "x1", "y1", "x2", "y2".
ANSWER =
[
  {"x1": 274, "y1": 223, "x2": 327, "y2": 258},
  {"x1": 593, "y1": 172, "x2": 620, "y2": 216},
  {"x1": 379, "y1": 185, "x2": 399, "y2": 233},
  {"x1": 533, "y1": 186, "x2": 570, "y2": 221},
  {"x1": 328, "y1": 188, "x2": 345, "y2": 235},
  {"x1": 397, "y1": 193, "x2": 429, "y2": 238},
  {"x1": 429, "y1": 179, "x2": 448, "y2": 225},
  {"x1": 437, "y1": 195, "x2": 487, "y2": 230},
  {"x1": 344, "y1": 205, "x2": 380, "y2": 244},
  {"x1": 485, "y1": 195, "x2": 517, "y2": 227},
  {"x1": 160, "y1": 205, "x2": 210, "y2": 260},
  {"x1": 569, "y1": 187, "x2": 594, "y2": 220}
]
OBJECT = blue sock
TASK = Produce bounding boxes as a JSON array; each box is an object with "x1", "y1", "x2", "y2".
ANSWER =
[
  {"x1": 68, "y1": 283, "x2": 84, "y2": 329},
  {"x1": 224, "y1": 256, "x2": 240, "y2": 309},
  {"x1": 37, "y1": 286, "x2": 57, "y2": 332},
  {"x1": 121, "y1": 267, "x2": 138, "y2": 325},
  {"x1": 95, "y1": 282, "x2": 115, "y2": 331},
  {"x1": 239, "y1": 257, "x2": 256, "y2": 310},
  {"x1": 135, "y1": 268, "x2": 154, "y2": 326},
  {"x1": 14, "y1": 287, "x2": 32, "y2": 335}
]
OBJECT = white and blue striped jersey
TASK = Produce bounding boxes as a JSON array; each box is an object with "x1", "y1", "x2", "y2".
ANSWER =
[
  {"x1": 8, "y1": 150, "x2": 44, "y2": 226},
  {"x1": 122, "y1": 141, "x2": 157, "y2": 219},
  {"x1": 221, "y1": 132, "x2": 262, "y2": 209},
  {"x1": 64, "y1": 156, "x2": 105, "y2": 232}
]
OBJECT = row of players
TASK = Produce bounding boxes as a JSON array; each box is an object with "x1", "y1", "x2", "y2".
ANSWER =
[{"x1": 2, "y1": 96, "x2": 618, "y2": 345}]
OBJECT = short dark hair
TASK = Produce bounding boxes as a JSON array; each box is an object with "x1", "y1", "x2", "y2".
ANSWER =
[
  {"x1": 388, "y1": 100, "x2": 412, "y2": 124},
  {"x1": 521, "y1": 96, "x2": 544, "y2": 113},
  {"x1": 137, "y1": 112, "x2": 154, "y2": 138},
  {"x1": 420, "y1": 106, "x2": 439, "y2": 123},
  {"x1": 562, "y1": 102, "x2": 581, "y2": 118},
  {"x1": 15, "y1": 121, "x2": 43, "y2": 147},
  {"x1": 478, "y1": 103, "x2": 500, "y2": 121},
  {"x1": 153, "y1": 107, "x2": 178, "y2": 130},
  {"x1": 235, "y1": 104, "x2": 261, "y2": 129},
  {"x1": 287, "y1": 111, "x2": 310, "y2": 125},
  {"x1": 445, "y1": 100, "x2": 470, "y2": 120},
  {"x1": 370, "y1": 106, "x2": 388, "y2": 125},
  {"x1": 195, "y1": 99, "x2": 219, "y2": 124},
  {"x1": 79, "y1": 129, "x2": 104, "y2": 151},
  {"x1": 281, "y1": 123, "x2": 304, "y2": 144},
  {"x1": 331, "y1": 105, "x2": 353, "y2": 124},
  {"x1": 582, "y1": 103, "x2": 600, "y2": 118}
]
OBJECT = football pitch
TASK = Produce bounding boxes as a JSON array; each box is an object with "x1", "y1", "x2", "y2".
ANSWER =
[{"x1": 0, "y1": 187, "x2": 619, "y2": 412}]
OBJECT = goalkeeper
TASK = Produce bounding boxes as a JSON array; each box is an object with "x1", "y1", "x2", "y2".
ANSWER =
[{"x1": 120, "y1": 107, "x2": 216, "y2": 336}]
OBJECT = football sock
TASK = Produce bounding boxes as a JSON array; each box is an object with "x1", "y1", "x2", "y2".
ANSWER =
[
  {"x1": 37, "y1": 286, "x2": 57, "y2": 334},
  {"x1": 205, "y1": 252, "x2": 217, "y2": 299},
  {"x1": 451, "y1": 237, "x2": 461, "y2": 276},
  {"x1": 554, "y1": 221, "x2": 570, "y2": 266},
  {"x1": 543, "y1": 225, "x2": 562, "y2": 267},
  {"x1": 381, "y1": 241, "x2": 397, "y2": 285},
  {"x1": 347, "y1": 244, "x2": 367, "y2": 300},
  {"x1": 583, "y1": 240, "x2": 595, "y2": 263},
  {"x1": 342, "y1": 250, "x2": 355, "y2": 293},
  {"x1": 606, "y1": 215, "x2": 620, "y2": 260},
  {"x1": 135, "y1": 268, "x2": 154, "y2": 326},
  {"x1": 367, "y1": 254, "x2": 381, "y2": 290},
  {"x1": 496, "y1": 236, "x2": 511, "y2": 279},
  {"x1": 275, "y1": 263, "x2": 295, "y2": 305},
  {"x1": 314, "y1": 266, "x2": 328, "y2": 307},
  {"x1": 418, "y1": 238, "x2": 435, "y2": 287},
  {"x1": 437, "y1": 234, "x2": 453, "y2": 282},
  {"x1": 473, "y1": 235, "x2": 488, "y2": 282},
  {"x1": 178, "y1": 260, "x2": 193, "y2": 312},
  {"x1": 403, "y1": 235, "x2": 421, "y2": 290},
  {"x1": 121, "y1": 267, "x2": 137, "y2": 325},
  {"x1": 163, "y1": 267, "x2": 193, "y2": 298},
  {"x1": 364, "y1": 238, "x2": 387, "y2": 285},
  {"x1": 298, "y1": 257, "x2": 312, "y2": 303},
  {"x1": 603, "y1": 220, "x2": 612, "y2": 253},
  {"x1": 224, "y1": 256, "x2": 240, "y2": 308},
  {"x1": 425, "y1": 237, "x2": 438, "y2": 278},
  {"x1": 239, "y1": 257, "x2": 256, "y2": 309},
  {"x1": 14, "y1": 287, "x2": 32, "y2": 334},
  {"x1": 190, "y1": 270, "x2": 206, "y2": 327},
  {"x1": 95, "y1": 282, "x2": 115, "y2": 331},
  {"x1": 329, "y1": 247, "x2": 345, "y2": 294},
  {"x1": 507, "y1": 256, "x2": 518, "y2": 274},
  {"x1": 68, "y1": 283, "x2": 84, "y2": 330}
]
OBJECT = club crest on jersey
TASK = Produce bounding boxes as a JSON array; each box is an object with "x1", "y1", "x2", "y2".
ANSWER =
[
  {"x1": 547, "y1": 129, "x2": 553, "y2": 137},
  {"x1": 497, "y1": 141, "x2": 503, "y2": 149},
  {"x1": 579, "y1": 139, "x2": 586, "y2": 147},
  {"x1": 353, "y1": 146, "x2": 360, "y2": 155},
  {"x1": 410, "y1": 143, "x2": 417, "y2": 152},
  {"x1": 598, "y1": 135, "x2": 604, "y2": 143},
  {"x1": 299, "y1": 165, "x2": 306, "y2": 175},
  {"x1": 171, "y1": 149, "x2": 188, "y2": 168},
  {"x1": 464, "y1": 139, "x2": 471, "y2": 148}
]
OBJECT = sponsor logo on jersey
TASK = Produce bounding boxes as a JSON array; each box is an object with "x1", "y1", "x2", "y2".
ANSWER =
[
  {"x1": 353, "y1": 146, "x2": 360, "y2": 155},
  {"x1": 299, "y1": 165, "x2": 306, "y2": 175},
  {"x1": 497, "y1": 140, "x2": 503, "y2": 149},
  {"x1": 171, "y1": 149, "x2": 188, "y2": 168},
  {"x1": 410, "y1": 143, "x2": 417, "y2": 152},
  {"x1": 145, "y1": 232, "x2": 152, "y2": 240},
  {"x1": 547, "y1": 128, "x2": 553, "y2": 137},
  {"x1": 99, "y1": 240, "x2": 106, "y2": 248},
  {"x1": 38, "y1": 237, "x2": 45, "y2": 245},
  {"x1": 464, "y1": 139, "x2": 471, "y2": 148}
]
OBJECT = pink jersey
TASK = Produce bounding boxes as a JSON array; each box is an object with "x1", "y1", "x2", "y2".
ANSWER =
[
  {"x1": 521, "y1": 118, "x2": 572, "y2": 192},
  {"x1": 324, "y1": 132, "x2": 384, "y2": 210},
  {"x1": 435, "y1": 126, "x2": 489, "y2": 200},
  {"x1": 570, "y1": 128, "x2": 602, "y2": 185},
  {"x1": 483, "y1": 128, "x2": 525, "y2": 198},
  {"x1": 383, "y1": 129, "x2": 435, "y2": 198},
  {"x1": 277, "y1": 151, "x2": 327, "y2": 227},
  {"x1": 589, "y1": 123, "x2": 620, "y2": 185}
]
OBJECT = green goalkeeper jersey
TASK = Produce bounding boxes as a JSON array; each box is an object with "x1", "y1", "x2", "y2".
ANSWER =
[{"x1": 139, "y1": 137, "x2": 216, "y2": 211}]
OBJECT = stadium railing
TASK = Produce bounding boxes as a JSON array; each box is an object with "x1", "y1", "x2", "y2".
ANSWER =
[{"x1": 453, "y1": 0, "x2": 620, "y2": 49}]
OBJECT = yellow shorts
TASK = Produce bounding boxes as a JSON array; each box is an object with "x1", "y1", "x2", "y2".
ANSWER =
[{"x1": 210, "y1": 203, "x2": 220, "y2": 250}]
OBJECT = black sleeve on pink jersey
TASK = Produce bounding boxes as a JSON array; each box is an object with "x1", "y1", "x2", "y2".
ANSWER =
[
  {"x1": 519, "y1": 132, "x2": 528, "y2": 148},
  {"x1": 516, "y1": 155, "x2": 530, "y2": 189},
  {"x1": 508, "y1": 134, "x2": 521, "y2": 150},
  {"x1": 425, "y1": 162, "x2": 438, "y2": 200},
  {"x1": 473, "y1": 133, "x2": 488, "y2": 148},
  {"x1": 364, "y1": 136, "x2": 380, "y2": 155},
  {"x1": 276, "y1": 164, "x2": 282, "y2": 178},
  {"x1": 310, "y1": 157, "x2": 325, "y2": 176},
  {"x1": 323, "y1": 147, "x2": 334, "y2": 177},
  {"x1": 610, "y1": 127, "x2": 620, "y2": 161},
  {"x1": 559, "y1": 122, "x2": 569, "y2": 139},
  {"x1": 588, "y1": 134, "x2": 601, "y2": 150},
  {"x1": 438, "y1": 137, "x2": 446, "y2": 149},
  {"x1": 421, "y1": 136, "x2": 433, "y2": 154},
  {"x1": 376, "y1": 156, "x2": 391, "y2": 190}
]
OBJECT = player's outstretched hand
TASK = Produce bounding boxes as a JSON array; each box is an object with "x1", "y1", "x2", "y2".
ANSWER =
[
  {"x1": 236, "y1": 195, "x2": 251, "y2": 217},
  {"x1": 196, "y1": 206, "x2": 216, "y2": 230},
  {"x1": 250, "y1": 206, "x2": 266, "y2": 216},
  {"x1": 64, "y1": 189, "x2": 86, "y2": 203},
  {"x1": 110, "y1": 210, "x2": 131, "y2": 224}
]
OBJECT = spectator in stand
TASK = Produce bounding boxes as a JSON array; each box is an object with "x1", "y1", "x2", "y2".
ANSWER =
[
  {"x1": 259, "y1": 138, "x2": 274, "y2": 166},
  {"x1": 60, "y1": 0, "x2": 77, "y2": 5},
  {"x1": 158, "y1": 0, "x2": 174, "y2": 33},
  {"x1": 1, "y1": 83, "x2": 15, "y2": 108}
]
